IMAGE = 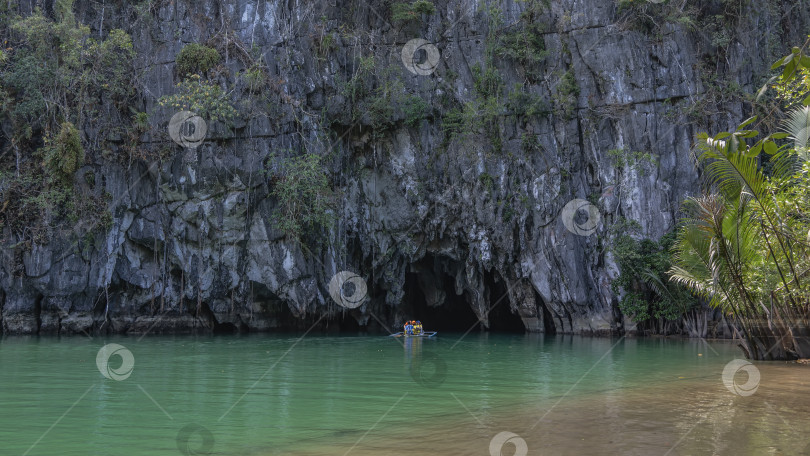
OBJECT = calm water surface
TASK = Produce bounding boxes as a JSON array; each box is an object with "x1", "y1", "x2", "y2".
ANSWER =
[{"x1": 1, "y1": 333, "x2": 808, "y2": 455}]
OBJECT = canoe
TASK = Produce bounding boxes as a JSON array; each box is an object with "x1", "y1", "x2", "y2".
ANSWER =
[{"x1": 389, "y1": 331, "x2": 437, "y2": 338}]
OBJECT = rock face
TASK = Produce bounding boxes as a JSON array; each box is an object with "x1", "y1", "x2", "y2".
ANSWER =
[{"x1": 1, "y1": 0, "x2": 807, "y2": 335}]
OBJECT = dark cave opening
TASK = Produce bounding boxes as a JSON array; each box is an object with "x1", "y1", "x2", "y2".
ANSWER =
[
  {"x1": 329, "y1": 311, "x2": 365, "y2": 333},
  {"x1": 485, "y1": 272, "x2": 527, "y2": 333},
  {"x1": 405, "y1": 271, "x2": 480, "y2": 331},
  {"x1": 403, "y1": 257, "x2": 526, "y2": 333}
]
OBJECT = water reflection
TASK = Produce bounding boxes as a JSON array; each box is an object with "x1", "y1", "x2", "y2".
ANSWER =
[{"x1": 403, "y1": 335, "x2": 422, "y2": 361}]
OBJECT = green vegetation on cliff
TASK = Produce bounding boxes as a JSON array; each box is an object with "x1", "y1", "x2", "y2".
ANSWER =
[
  {"x1": 267, "y1": 152, "x2": 335, "y2": 240},
  {"x1": 0, "y1": 7, "x2": 131, "y2": 243},
  {"x1": 439, "y1": 1, "x2": 551, "y2": 152},
  {"x1": 158, "y1": 74, "x2": 238, "y2": 125},
  {"x1": 391, "y1": 0, "x2": 436, "y2": 25},
  {"x1": 175, "y1": 43, "x2": 221, "y2": 77},
  {"x1": 611, "y1": 227, "x2": 701, "y2": 335}
]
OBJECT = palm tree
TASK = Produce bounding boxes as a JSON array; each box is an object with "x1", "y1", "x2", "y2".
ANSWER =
[{"x1": 669, "y1": 107, "x2": 810, "y2": 360}]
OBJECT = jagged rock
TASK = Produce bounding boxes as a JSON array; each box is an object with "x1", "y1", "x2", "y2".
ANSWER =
[{"x1": 1, "y1": 0, "x2": 808, "y2": 336}]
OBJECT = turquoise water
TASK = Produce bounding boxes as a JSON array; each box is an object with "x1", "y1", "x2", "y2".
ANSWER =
[{"x1": 1, "y1": 333, "x2": 809, "y2": 455}]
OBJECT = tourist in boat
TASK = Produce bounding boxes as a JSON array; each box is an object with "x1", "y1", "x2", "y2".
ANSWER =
[{"x1": 393, "y1": 321, "x2": 436, "y2": 337}]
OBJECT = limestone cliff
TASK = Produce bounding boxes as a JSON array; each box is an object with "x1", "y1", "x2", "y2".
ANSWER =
[{"x1": 1, "y1": 0, "x2": 808, "y2": 335}]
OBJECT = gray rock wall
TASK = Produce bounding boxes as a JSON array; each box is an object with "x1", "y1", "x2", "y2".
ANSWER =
[{"x1": 1, "y1": 0, "x2": 808, "y2": 335}]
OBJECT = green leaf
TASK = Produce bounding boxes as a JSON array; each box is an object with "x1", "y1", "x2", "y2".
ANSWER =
[
  {"x1": 801, "y1": 55, "x2": 810, "y2": 69},
  {"x1": 738, "y1": 116, "x2": 758, "y2": 129},
  {"x1": 782, "y1": 60, "x2": 798, "y2": 81},
  {"x1": 729, "y1": 135, "x2": 739, "y2": 154},
  {"x1": 737, "y1": 130, "x2": 759, "y2": 139},
  {"x1": 715, "y1": 132, "x2": 731, "y2": 140},
  {"x1": 804, "y1": 94, "x2": 810, "y2": 106},
  {"x1": 763, "y1": 140, "x2": 778, "y2": 155},
  {"x1": 769, "y1": 132, "x2": 790, "y2": 140},
  {"x1": 746, "y1": 141, "x2": 762, "y2": 157},
  {"x1": 771, "y1": 55, "x2": 787, "y2": 69}
]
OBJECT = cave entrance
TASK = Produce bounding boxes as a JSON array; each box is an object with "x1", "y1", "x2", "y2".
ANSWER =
[
  {"x1": 485, "y1": 272, "x2": 527, "y2": 333},
  {"x1": 330, "y1": 310, "x2": 365, "y2": 333},
  {"x1": 404, "y1": 269, "x2": 479, "y2": 332},
  {"x1": 403, "y1": 257, "x2": 526, "y2": 333}
]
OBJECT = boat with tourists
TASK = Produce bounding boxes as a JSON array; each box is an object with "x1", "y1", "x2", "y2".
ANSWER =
[{"x1": 390, "y1": 320, "x2": 437, "y2": 338}]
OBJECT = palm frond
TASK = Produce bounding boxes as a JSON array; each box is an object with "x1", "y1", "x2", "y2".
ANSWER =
[
  {"x1": 696, "y1": 139, "x2": 765, "y2": 199},
  {"x1": 640, "y1": 268, "x2": 669, "y2": 298},
  {"x1": 783, "y1": 106, "x2": 810, "y2": 161}
]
